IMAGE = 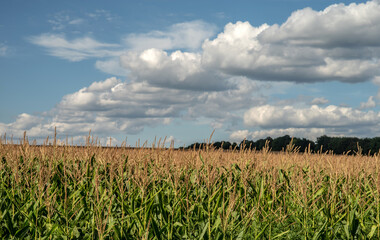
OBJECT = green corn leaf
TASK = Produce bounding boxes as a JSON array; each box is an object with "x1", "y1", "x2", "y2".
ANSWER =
[
  {"x1": 211, "y1": 217, "x2": 221, "y2": 233},
  {"x1": 273, "y1": 230, "x2": 290, "y2": 239},
  {"x1": 151, "y1": 218, "x2": 162, "y2": 240},
  {"x1": 312, "y1": 220, "x2": 327, "y2": 240},
  {"x1": 199, "y1": 222, "x2": 209, "y2": 240},
  {"x1": 313, "y1": 187, "x2": 325, "y2": 201},
  {"x1": 368, "y1": 225, "x2": 377, "y2": 239},
  {"x1": 236, "y1": 227, "x2": 245, "y2": 240},
  {"x1": 15, "y1": 225, "x2": 29, "y2": 238},
  {"x1": 255, "y1": 223, "x2": 269, "y2": 240}
]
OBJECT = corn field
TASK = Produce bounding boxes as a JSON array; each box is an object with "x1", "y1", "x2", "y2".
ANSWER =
[{"x1": 1, "y1": 136, "x2": 380, "y2": 239}]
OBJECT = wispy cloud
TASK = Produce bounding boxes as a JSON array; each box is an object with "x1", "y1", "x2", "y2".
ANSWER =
[
  {"x1": 86, "y1": 9, "x2": 119, "y2": 22},
  {"x1": 29, "y1": 34, "x2": 121, "y2": 61},
  {"x1": 48, "y1": 10, "x2": 120, "y2": 32},
  {"x1": 30, "y1": 20, "x2": 216, "y2": 63},
  {"x1": 48, "y1": 11, "x2": 85, "y2": 30}
]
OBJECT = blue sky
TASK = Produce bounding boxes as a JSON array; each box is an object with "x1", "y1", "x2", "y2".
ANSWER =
[{"x1": 1, "y1": 0, "x2": 380, "y2": 146}]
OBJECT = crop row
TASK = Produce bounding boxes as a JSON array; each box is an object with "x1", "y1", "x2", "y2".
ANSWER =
[{"x1": 1, "y1": 141, "x2": 380, "y2": 239}]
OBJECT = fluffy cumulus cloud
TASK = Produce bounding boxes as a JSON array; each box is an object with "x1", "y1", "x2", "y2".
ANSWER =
[
  {"x1": 0, "y1": 113, "x2": 50, "y2": 138},
  {"x1": 229, "y1": 103, "x2": 380, "y2": 141},
  {"x1": 1, "y1": 76, "x2": 263, "y2": 141},
  {"x1": 1, "y1": 78, "x2": 182, "y2": 138},
  {"x1": 120, "y1": 48, "x2": 230, "y2": 91},
  {"x1": 259, "y1": 2, "x2": 380, "y2": 48},
  {"x1": 244, "y1": 105, "x2": 380, "y2": 129},
  {"x1": 52, "y1": 77, "x2": 197, "y2": 135},
  {"x1": 202, "y1": 1, "x2": 380, "y2": 83},
  {"x1": 115, "y1": 0, "x2": 380, "y2": 90}
]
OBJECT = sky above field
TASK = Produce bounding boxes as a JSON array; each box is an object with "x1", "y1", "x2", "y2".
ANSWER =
[{"x1": 1, "y1": 0, "x2": 380, "y2": 146}]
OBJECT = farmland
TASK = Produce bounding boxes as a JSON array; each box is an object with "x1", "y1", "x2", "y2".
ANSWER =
[{"x1": 1, "y1": 137, "x2": 380, "y2": 239}]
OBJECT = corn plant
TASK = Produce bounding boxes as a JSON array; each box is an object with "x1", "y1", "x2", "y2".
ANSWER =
[{"x1": 0, "y1": 136, "x2": 380, "y2": 239}]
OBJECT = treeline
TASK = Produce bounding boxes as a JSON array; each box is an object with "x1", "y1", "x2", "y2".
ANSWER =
[{"x1": 184, "y1": 135, "x2": 380, "y2": 155}]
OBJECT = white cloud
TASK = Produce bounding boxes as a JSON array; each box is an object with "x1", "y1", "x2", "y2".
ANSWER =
[
  {"x1": 360, "y1": 96, "x2": 376, "y2": 109},
  {"x1": 42, "y1": 77, "x2": 202, "y2": 137},
  {"x1": 0, "y1": 113, "x2": 49, "y2": 139},
  {"x1": 202, "y1": 1, "x2": 380, "y2": 83},
  {"x1": 244, "y1": 104, "x2": 380, "y2": 129},
  {"x1": 124, "y1": 20, "x2": 217, "y2": 51},
  {"x1": 29, "y1": 34, "x2": 121, "y2": 61},
  {"x1": 57, "y1": 77, "x2": 193, "y2": 115},
  {"x1": 232, "y1": 100, "x2": 380, "y2": 140},
  {"x1": 259, "y1": 2, "x2": 380, "y2": 48},
  {"x1": 10, "y1": 113, "x2": 43, "y2": 130},
  {"x1": 120, "y1": 48, "x2": 229, "y2": 91},
  {"x1": 87, "y1": 77, "x2": 121, "y2": 92},
  {"x1": 116, "y1": 1, "x2": 380, "y2": 91},
  {"x1": 311, "y1": 97, "x2": 329, "y2": 105},
  {"x1": 0, "y1": 75, "x2": 265, "y2": 141}
]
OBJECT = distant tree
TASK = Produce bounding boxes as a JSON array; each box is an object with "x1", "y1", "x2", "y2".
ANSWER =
[
  {"x1": 213, "y1": 141, "x2": 232, "y2": 150},
  {"x1": 231, "y1": 142, "x2": 239, "y2": 150},
  {"x1": 359, "y1": 138, "x2": 371, "y2": 155},
  {"x1": 316, "y1": 135, "x2": 332, "y2": 152},
  {"x1": 213, "y1": 141, "x2": 222, "y2": 149},
  {"x1": 370, "y1": 137, "x2": 380, "y2": 155},
  {"x1": 184, "y1": 135, "x2": 380, "y2": 155},
  {"x1": 272, "y1": 135, "x2": 292, "y2": 151}
]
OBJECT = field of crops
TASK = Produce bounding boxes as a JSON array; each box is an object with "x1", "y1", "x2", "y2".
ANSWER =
[{"x1": 1, "y1": 137, "x2": 380, "y2": 239}]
